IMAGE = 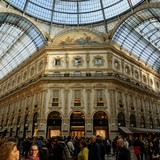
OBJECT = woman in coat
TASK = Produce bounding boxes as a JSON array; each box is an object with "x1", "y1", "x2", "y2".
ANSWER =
[{"x1": 78, "y1": 139, "x2": 89, "y2": 160}]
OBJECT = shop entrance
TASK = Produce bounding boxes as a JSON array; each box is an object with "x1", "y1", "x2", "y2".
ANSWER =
[
  {"x1": 70, "y1": 111, "x2": 85, "y2": 137},
  {"x1": 47, "y1": 111, "x2": 61, "y2": 138},
  {"x1": 93, "y1": 111, "x2": 108, "y2": 138}
]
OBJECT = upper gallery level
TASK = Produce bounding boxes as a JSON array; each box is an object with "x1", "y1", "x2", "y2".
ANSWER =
[
  {"x1": 0, "y1": 1, "x2": 159, "y2": 79},
  {"x1": 0, "y1": 30, "x2": 159, "y2": 98}
]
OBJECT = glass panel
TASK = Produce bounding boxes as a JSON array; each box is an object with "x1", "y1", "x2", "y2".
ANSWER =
[
  {"x1": 0, "y1": 13, "x2": 46, "y2": 79},
  {"x1": 79, "y1": 11, "x2": 103, "y2": 24},
  {"x1": 55, "y1": 0, "x2": 77, "y2": 13},
  {"x1": 131, "y1": 0, "x2": 142, "y2": 5},
  {"x1": 26, "y1": 2, "x2": 52, "y2": 21},
  {"x1": 104, "y1": 0, "x2": 130, "y2": 19},
  {"x1": 112, "y1": 8, "x2": 160, "y2": 73},
  {"x1": 79, "y1": 0, "x2": 101, "y2": 12},
  {"x1": 52, "y1": 12, "x2": 77, "y2": 24},
  {"x1": 5, "y1": 0, "x2": 143, "y2": 24},
  {"x1": 29, "y1": 0, "x2": 53, "y2": 10},
  {"x1": 5, "y1": 0, "x2": 26, "y2": 9}
]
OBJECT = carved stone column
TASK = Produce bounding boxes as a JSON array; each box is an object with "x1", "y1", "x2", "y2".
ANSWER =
[
  {"x1": 62, "y1": 88, "x2": 70, "y2": 136},
  {"x1": 66, "y1": 52, "x2": 69, "y2": 69},
  {"x1": 107, "y1": 51, "x2": 113, "y2": 71},
  {"x1": 121, "y1": 59, "x2": 124, "y2": 74},
  {"x1": 86, "y1": 51, "x2": 90, "y2": 72},
  {"x1": 108, "y1": 89, "x2": 118, "y2": 139},
  {"x1": 40, "y1": 90, "x2": 47, "y2": 118},
  {"x1": 64, "y1": 88, "x2": 69, "y2": 116},
  {"x1": 86, "y1": 88, "x2": 91, "y2": 116},
  {"x1": 85, "y1": 87, "x2": 92, "y2": 136},
  {"x1": 38, "y1": 90, "x2": 47, "y2": 137}
]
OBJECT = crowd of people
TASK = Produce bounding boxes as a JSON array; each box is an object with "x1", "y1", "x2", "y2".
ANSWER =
[{"x1": 0, "y1": 133, "x2": 159, "y2": 160}]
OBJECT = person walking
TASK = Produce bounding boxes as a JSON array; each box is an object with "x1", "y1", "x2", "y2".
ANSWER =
[
  {"x1": 116, "y1": 139, "x2": 131, "y2": 160},
  {"x1": 133, "y1": 137, "x2": 141, "y2": 160},
  {"x1": 77, "y1": 139, "x2": 88, "y2": 160},
  {"x1": 88, "y1": 135, "x2": 101, "y2": 160}
]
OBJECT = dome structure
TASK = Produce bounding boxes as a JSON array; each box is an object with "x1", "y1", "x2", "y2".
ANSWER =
[
  {"x1": 4, "y1": 0, "x2": 143, "y2": 25},
  {"x1": 0, "y1": 0, "x2": 159, "y2": 80}
]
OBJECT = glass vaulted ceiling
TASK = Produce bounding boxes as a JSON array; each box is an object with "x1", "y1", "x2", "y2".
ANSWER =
[
  {"x1": 0, "y1": 13, "x2": 46, "y2": 79},
  {"x1": 5, "y1": 0, "x2": 143, "y2": 25},
  {"x1": 112, "y1": 8, "x2": 160, "y2": 73}
]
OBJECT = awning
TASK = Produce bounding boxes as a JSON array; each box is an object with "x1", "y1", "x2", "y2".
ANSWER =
[
  {"x1": 130, "y1": 127, "x2": 160, "y2": 134},
  {"x1": 119, "y1": 127, "x2": 133, "y2": 134},
  {"x1": 0, "y1": 128, "x2": 7, "y2": 133}
]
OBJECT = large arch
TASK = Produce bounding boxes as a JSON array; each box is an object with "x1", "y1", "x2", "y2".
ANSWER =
[
  {"x1": 70, "y1": 111, "x2": 85, "y2": 137},
  {"x1": 149, "y1": 117, "x2": 153, "y2": 129},
  {"x1": 16, "y1": 116, "x2": 21, "y2": 137},
  {"x1": 32, "y1": 112, "x2": 38, "y2": 137},
  {"x1": 117, "y1": 112, "x2": 125, "y2": 127},
  {"x1": 93, "y1": 111, "x2": 109, "y2": 138},
  {"x1": 47, "y1": 111, "x2": 62, "y2": 138},
  {"x1": 130, "y1": 114, "x2": 136, "y2": 127},
  {"x1": 140, "y1": 116, "x2": 145, "y2": 128},
  {"x1": 23, "y1": 114, "x2": 29, "y2": 138}
]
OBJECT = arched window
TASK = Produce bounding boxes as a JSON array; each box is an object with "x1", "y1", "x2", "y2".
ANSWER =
[
  {"x1": 130, "y1": 114, "x2": 136, "y2": 127},
  {"x1": 150, "y1": 117, "x2": 153, "y2": 129},
  {"x1": 140, "y1": 116, "x2": 145, "y2": 128},
  {"x1": 117, "y1": 112, "x2": 125, "y2": 127}
]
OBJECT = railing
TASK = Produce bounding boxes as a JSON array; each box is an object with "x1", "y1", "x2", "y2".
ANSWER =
[{"x1": 0, "y1": 72, "x2": 159, "y2": 99}]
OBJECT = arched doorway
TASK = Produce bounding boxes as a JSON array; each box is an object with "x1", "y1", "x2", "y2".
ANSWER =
[
  {"x1": 130, "y1": 114, "x2": 136, "y2": 127},
  {"x1": 47, "y1": 111, "x2": 61, "y2": 137},
  {"x1": 117, "y1": 112, "x2": 125, "y2": 127},
  {"x1": 10, "y1": 117, "x2": 14, "y2": 136},
  {"x1": 70, "y1": 111, "x2": 85, "y2": 137},
  {"x1": 32, "y1": 112, "x2": 38, "y2": 137},
  {"x1": 16, "y1": 116, "x2": 21, "y2": 136},
  {"x1": 140, "y1": 116, "x2": 145, "y2": 128},
  {"x1": 93, "y1": 111, "x2": 108, "y2": 138},
  {"x1": 23, "y1": 114, "x2": 28, "y2": 138},
  {"x1": 149, "y1": 117, "x2": 153, "y2": 128}
]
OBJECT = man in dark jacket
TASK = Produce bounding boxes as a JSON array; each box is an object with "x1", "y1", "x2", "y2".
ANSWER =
[
  {"x1": 116, "y1": 139, "x2": 131, "y2": 160},
  {"x1": 88, "y1": 135, "x2": 101, "y2": 160}
]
